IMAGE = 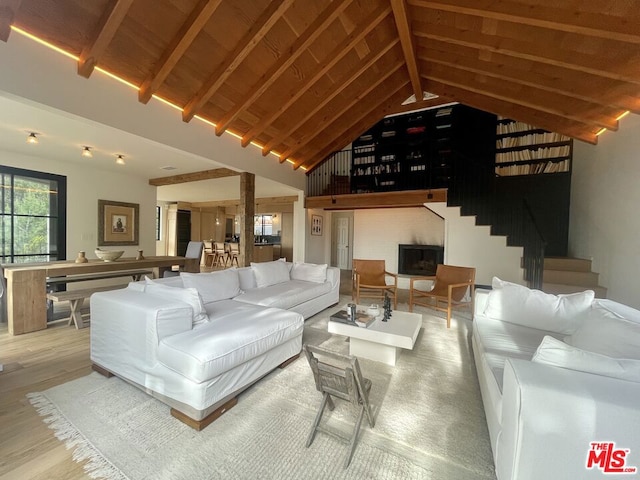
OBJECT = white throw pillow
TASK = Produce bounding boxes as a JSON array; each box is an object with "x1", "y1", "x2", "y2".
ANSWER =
[
  {"x1": 144, "y1": 278, "x2": 208, "y2": 325},
  {"x1": 180, "y1": 269, "x2": 241, "y2": 304},
  {"x1": 564, "y1": 306, "x2": 640, "y2": 360},
  {"x1": 484, "y1": 277, "x2": 594, "y2": 334},
  {"x1": 533, "y1": 335, "x2": 640, "y2": 383},
  {"x1": 290, "y1": 262, "x2": 328, "y2": 283},
  {"x1": 251, "y1": 260, "x2": 290, "y2": 288}
]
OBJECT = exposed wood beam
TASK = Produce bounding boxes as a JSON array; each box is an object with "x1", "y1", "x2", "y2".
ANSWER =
[
  {"x1": 191, "y1": 196, "x2": 298, "y2": 208},
  {"x1": 300, "y1": 82, "x2": 412, "y2": 170},
  {"x1": 385, "y1": 96, "x2": 455, "y2": 116},
  {"x1": 284, "y1": 60, "x2": 406, "y2": 163},
  {"x1": 181, "y1": 0, "x2": 293, "y2": 122},
  {"x1": 305, "y1": 189, "x2": 447, "y2": 210},
  {"x1": 419, "y1": 60, "x2": 621, "y2": 131},
  {"x1": 263, "y1": 38, "x2": 401, "y2": 158},
  {"x1": 417, "y1": 43, "x2": 640, "y2": 114},
  {"x1": 0, "y1": 0, "x2": 22, "y2": 42},
  {"x1": 240, "y1": 4, "x2": 392, "y2": 147},
  {"x1": 409, "y1": 0, "x2": 640, "y2": 45},
  {"x1": 148, "y1": 168, "x2": 240, "y2": 186},
  {"x1": 138, "y1": 0, "x2": 222, "y2": 104},
  {"x1": 77, "y1": 0, "x2": 133, "y2": 78},
  {"x1": 390, "y1": 0, "x2": 422, "y2": 100},
  {"x1": 213, "y1": 0, "x2": 351, "y2": 136},
  {"x1": 422, "y1": 78, "x2": 599, "y2": 144},
  {"x1": 412, "y1": 21, "x2": 640, "y2": 85}
]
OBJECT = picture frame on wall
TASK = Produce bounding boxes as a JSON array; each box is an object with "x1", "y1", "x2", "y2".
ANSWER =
[
  {"x1": 98, "y1": 199, "x2": 139, "y2": 246},
  {"x1": 311, "y1": 214, "x2": 323, "y2": 236}
]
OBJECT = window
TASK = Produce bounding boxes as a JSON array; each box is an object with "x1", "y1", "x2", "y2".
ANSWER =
[
  {"x1": 0, "y1": 166, "x2": 67, "y2": 263},
  {"x1": 156, "y1": 205, "x2": 161, "y2": 241},
  {"x1": 254, "y1": 215, "x2": 273, "y2": 236}
]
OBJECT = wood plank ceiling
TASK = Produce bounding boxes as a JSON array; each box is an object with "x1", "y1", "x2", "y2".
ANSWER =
[{"x1": 1, "y1": 0, "x2": 638, "y2": 173}]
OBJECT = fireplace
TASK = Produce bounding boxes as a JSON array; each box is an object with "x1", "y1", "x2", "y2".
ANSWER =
[{"x1": 398, "y1": 244, "x2": 444, "y2": 276}]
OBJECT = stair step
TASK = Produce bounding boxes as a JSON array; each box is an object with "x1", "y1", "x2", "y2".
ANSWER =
[
  {"x1": 544, "y1": 269, "x2": 599, "y2": 287},
  {"x1": 544, "y1": 257, "x2": 592, "y2": 272},
  {"x1": 542, "y1": 282, "x2": 607, "y2": 299}
]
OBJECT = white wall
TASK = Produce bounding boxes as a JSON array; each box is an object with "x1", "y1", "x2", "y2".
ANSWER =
[
  {"x1": 352, "y1": 207, "x2": 444, "y2": 289},
  {"x1": 1, "y1": 151, "x2": 157, "y2": 260},
  {"x1": 569, "y1": 114, "x2": 640, "y2": 308},
  {"x1": 427, "y1": 203, "x2": 524, "y2": 286}
]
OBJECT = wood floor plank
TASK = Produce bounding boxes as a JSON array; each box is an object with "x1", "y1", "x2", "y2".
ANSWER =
[{"x1": 0, "y1": 323, "x2": 91, "y2": 479}]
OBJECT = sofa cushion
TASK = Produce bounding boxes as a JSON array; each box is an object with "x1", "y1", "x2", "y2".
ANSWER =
[
  {"x1": 233, "y1": 279, "x2": 332, "y2": 310},
  {"x1": 533, "y1": 335, "x2": 640, "y2": 383},
  {"x1": 144, "y1": 278, "x2": 208, "y2": 326},
  {"x1": 157, "y1": 306, "x2": 303, "y2": 383},
  {"x1": 564, "y1": 306, "x2": 640, "y2": 360},
  {"x1": 484, "y1": 277, "x2": 594, "y2": 334},
  {"x1": 180, "y1": 269, "x2": 241, "y2": 304},
  {"x1": 473, "y1": 315, "x2": 562, "y2": 391},
  {"x1": 251, "y1": 260, "x2": 290, "y2": 288},
  {"x1": 290, "y1": 262, "x2": 327, "y2": 283}
]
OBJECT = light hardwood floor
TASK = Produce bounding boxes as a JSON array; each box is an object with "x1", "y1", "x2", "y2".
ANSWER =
[{"x1": 0, "y1": 322, "x2": 92, "y2": 479}]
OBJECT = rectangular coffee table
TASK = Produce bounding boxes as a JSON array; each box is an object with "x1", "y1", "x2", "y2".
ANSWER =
[{"x1": 328, "y1": 306, "x2": 422, "y2": 366}]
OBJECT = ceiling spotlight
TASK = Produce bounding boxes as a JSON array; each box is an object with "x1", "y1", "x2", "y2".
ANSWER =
[
  {"x1": 26, "y1": 132, "x2": 39, "y2": 144},
  {"x1": 82, "y1": 146, "x2": 93, "y2": 158},
  {"x1": 115, "y1": 154, "x2": 125, "y2": 165}
]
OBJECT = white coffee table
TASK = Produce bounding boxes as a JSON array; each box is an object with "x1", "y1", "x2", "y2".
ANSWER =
[{"x1": 328, "y1": 307, "x2": 422, "y2": 366}]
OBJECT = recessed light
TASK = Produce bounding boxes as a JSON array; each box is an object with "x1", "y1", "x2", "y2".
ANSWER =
[
  {"x1": 26, "y1": 132, "x2": 39, "y2": 144},
  {"x1": 82, "y1": 146, "x2": 93, "y2": 158},
  {"x1": 160, "y1": 166, "x2": 177, "y2": 171},
  {"x1": 115, "y1": 154, "x2": 126, "y2": 165}
]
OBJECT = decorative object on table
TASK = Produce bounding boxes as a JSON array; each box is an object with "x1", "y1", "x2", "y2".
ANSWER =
[
  {"x1": 347, "y1": 303, "x2": 356, "y2": 319},
  {"x1": 136, "y1": 249, "x2": 144, "y2": 260},
  {"x1": 98, "y1": 199, "x2": 139, "y2": 246},
  {"x1": 383, "y1": 293, "x2": 392, "y2": 322},
  {"x1": 311, "y1": 214, "x2": 323, "y2": 235},
  {"x1": 94, "y1": 248, "x2": 124, "y2": 262},
  {"x1": 329, "y1": 309, "x2": 375, "y2": 328},
  {"x1": 75, "y1": 251, "x2": 88, "y2": 263},
  {"x1": 367, "y1": 304, "x2": 380, "y2": 318}
]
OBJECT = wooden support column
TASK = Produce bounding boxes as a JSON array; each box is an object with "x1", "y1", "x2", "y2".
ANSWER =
[{"x1": 239, "y1": 172, "x2": 255, "y2": 266}]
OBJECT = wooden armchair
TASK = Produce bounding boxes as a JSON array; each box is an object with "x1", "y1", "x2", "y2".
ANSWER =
[
  {"x1": 409, "y1": 264, "x2": 476, "y2": 328},
  {"x1": 303, "y1": 344, "x2": 375, "y2": 469},
  {"x1": 352, "y1": 259, "x2": 398, "y2": 309}
]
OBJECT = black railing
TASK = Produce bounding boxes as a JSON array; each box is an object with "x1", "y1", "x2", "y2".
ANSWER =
[{"x1": 307, "y1": 150, "x2": 351, "y2": 197}]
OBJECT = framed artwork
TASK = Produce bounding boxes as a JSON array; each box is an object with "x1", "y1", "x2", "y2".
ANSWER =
[
  {"x1": 311, "y1": 214, "x2": 323, "y2": 236},
  {"x1": 98, "y1": 199, "x2": 139, "y2": 246}
]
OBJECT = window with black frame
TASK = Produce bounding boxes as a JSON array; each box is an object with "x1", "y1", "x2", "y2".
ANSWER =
[{"x1": 0, "y1": 166, "x2": 67, "y2": 264}]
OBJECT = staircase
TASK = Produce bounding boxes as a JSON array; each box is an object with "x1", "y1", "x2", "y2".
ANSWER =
[{"x1": 542, "y1": 257, "x2": 607, "y2": 298}]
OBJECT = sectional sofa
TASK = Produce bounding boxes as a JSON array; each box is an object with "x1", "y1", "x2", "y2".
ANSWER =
[
  {"x1": 90, "y1": 260, "x2": 339, "y2": 429},
  {"x1": 473, "y1": 278, "x2": 640, "y2": 480}
]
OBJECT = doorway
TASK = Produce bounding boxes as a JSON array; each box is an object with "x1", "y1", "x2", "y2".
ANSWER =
[{"x1": 331, "y1": 211, "x2": 353, "y2": 270}]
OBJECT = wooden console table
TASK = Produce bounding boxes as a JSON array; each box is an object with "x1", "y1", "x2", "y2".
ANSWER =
[{"x1": 3, "y1": 256, "x2": 198, "y2": 335}]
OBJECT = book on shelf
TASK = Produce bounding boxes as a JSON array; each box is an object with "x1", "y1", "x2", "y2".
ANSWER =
[{"x1": 330, "y1": 310, "x2": 376, "y2": 328}]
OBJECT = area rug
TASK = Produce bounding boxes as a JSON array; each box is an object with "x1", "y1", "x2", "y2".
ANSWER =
[{"x1": 28, "y1": 299, "x2": 496, "y2": 480}]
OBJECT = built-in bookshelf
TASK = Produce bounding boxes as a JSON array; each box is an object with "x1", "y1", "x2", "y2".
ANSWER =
[
  {"x1": 495, "y1": 117, "x2": 572, "y2": 177},
  {"x1": 351, "y1": 105, "x2": 495, "y2": 193}
]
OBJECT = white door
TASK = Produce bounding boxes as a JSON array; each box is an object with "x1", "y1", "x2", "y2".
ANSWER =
[{"x1": 336, "y1": 217, "x2": 350, "y2": 269}]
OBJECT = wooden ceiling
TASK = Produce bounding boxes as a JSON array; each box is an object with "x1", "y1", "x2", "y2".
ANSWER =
[{"x1": 1, "y1": 0, "x2": 638, "y2": 173}]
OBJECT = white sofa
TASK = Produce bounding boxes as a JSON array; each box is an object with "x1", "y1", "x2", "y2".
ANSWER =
[
  {"x1": 90, "y1": 261, "x2": 339, "y2": 429},
  {"x1": 473, "y1": 278, "x2": 640, "y2": 480}
]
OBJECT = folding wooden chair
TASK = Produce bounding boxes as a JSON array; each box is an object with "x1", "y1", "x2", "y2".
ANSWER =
[{"x1": 303, "y1": 344, "x2": 375, "y2": 468}]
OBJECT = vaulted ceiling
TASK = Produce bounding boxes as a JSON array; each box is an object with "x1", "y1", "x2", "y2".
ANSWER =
[{"x1": 1, "y1": 0, "x2": 638, "y2": 173}]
